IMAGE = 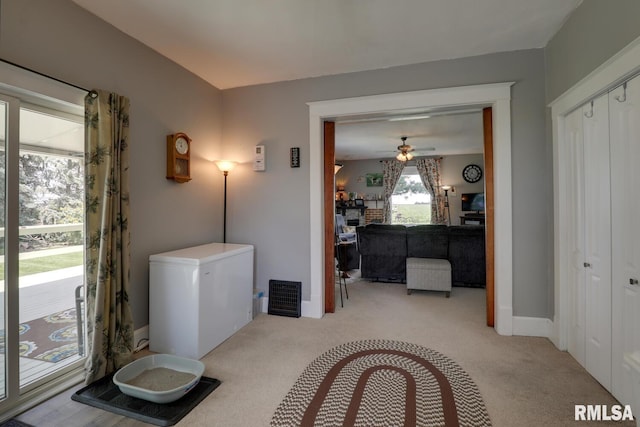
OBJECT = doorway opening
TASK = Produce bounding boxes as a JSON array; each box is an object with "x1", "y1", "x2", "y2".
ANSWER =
[{"x1": 308, "y1": 83, "x2": 514, "y2": 335}]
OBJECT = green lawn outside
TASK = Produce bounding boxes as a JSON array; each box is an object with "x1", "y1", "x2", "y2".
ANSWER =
[
  {"x1": 392, "y1": 204, "x2": 431, "y2": 224},
  {"x1": 0, "y1": 252, "x2": 83, "y2": 278}
]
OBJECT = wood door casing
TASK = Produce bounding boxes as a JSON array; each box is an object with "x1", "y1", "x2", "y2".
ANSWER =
[
  {"x1": 324, "y1": 121, "x2": 336, "y2": 313},
  {"x1": 324, "y1": 113, "x2": 495, "y2": 324},
  {"x1": 483, "y1": 107, "x2": 495, "y2": 327}
]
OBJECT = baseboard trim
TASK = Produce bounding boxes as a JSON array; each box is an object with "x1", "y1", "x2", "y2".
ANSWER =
[
  {"x1": 260, "y1": 297, "x2": 321, "y2": 318},
  {"x1": 512, "y1": 316, "x2": 552, "y2": 337},
  {"x1": 134, "y1": 325, "x2": 149, "y2": 352}
]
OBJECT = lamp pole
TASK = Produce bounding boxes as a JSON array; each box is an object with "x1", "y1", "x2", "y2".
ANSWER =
[
  {"x1": 223, "y1": 170, "x2": 228, "y2": 243},
  {"x1": 215, "y1": 160, "x2": 237, "y2": 244},
  {"x1": 442, "y1": 185, "x2": 451, "y2": 225}
]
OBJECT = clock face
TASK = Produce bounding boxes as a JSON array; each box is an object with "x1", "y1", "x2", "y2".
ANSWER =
[
  {"x1": 462, "y1": 164, "x2": 483, "y2": 183},
  {"x1": 175, "y1": 137, "x2": 189, "y2": 155}
]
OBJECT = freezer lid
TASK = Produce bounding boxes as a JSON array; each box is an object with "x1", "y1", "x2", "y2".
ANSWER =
[{"x1": 149, "y1": 243, "x2": 254, "y2": 265}]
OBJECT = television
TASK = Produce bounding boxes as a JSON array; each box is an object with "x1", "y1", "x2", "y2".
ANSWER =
[{"x1": 461, "y1": 192, "x2": 485, "y2": 213}]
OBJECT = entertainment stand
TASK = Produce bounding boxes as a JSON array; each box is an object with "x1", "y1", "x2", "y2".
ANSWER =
[{"x1": 460, "y1": 213, "x2": 485, "y2": 225}]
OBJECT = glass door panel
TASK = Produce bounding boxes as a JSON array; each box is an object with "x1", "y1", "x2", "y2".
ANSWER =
[{"x1": 17, "y1": 107, "x2": 84, "y2": 389}]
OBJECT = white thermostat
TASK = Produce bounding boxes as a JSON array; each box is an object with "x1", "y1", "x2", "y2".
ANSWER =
[{"x1": 253, "y1": 144, "x2": 265, "y2": 171}]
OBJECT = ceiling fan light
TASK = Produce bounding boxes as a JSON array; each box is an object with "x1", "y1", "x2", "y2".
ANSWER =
[
  {"x1": 396, "y1": 152, "x2": 405, "y2": 161},
  {"x1": 406, "y1": 152, "x2": 414, "y2": 160}
]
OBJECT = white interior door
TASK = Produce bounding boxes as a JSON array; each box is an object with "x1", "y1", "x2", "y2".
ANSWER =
[
  {"x1": 610, "y1": 74, "x2": 640, "y2": 405},
  {"x1": 582, "y1": 93, "x2": 612, "y2": 390},
  {"x1": 565, "y1": 106, "x2": 586, "y2": 367}
]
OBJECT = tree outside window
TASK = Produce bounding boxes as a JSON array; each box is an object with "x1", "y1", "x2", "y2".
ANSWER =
[{"x1": 391, "y1": 167, "x2": 431, "y2": 224}]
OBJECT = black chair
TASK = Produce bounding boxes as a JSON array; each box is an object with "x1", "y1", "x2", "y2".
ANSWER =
[{"x1": 335, "y1": 235, "x2": 350, "y2": 307}]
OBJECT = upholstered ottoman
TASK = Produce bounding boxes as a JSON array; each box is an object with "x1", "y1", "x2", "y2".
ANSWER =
[{"x1": 406, "y1": 257, "x2": 451, "y2": 297}]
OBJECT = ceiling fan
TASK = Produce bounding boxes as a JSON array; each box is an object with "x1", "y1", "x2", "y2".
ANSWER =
[
  {"x1": 394, "y1": 136, "x2": 435, "y2": 161},
  {"x1": 396, "y1": 136, "x2": 414, "y2": 161}
]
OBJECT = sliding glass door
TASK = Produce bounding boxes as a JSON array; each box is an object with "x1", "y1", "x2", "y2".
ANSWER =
[
  {"x1": 0, "y1": 89, "x2": 85, "y2": 414},
  {"x1": 18, "y1": 105, "x2": 85, "y2": 390}
]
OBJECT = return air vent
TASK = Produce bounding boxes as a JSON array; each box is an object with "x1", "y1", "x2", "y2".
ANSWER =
[{"x1": 268, "y1": 280, "x2": 301, "y2": 318}]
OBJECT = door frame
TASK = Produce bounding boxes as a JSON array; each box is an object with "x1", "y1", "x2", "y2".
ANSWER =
[
  {"x1": 308, "y1": 82, "x2": 515, "y2": 336},
  {"x1": 0, "y1": 60, "x2": 86, "y2": 421},
  {"x1": 550, "y1": 35, "x2": 640, "y2": 350}
]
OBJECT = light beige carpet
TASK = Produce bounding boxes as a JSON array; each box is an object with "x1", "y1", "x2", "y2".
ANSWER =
[{"x1": 17, "y1": 279, "x2": 634, "y2": 426}]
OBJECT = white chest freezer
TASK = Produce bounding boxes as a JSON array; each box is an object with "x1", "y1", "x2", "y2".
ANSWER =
[{"x1": 149, "y1": 243, "x2": 254, "y2": 359}]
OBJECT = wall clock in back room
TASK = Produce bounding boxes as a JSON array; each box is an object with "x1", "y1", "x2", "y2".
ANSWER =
[{"x1": 462, "y1": 164, "x2": 483, "y2": 183}]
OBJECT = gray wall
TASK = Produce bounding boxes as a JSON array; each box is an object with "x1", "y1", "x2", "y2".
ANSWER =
[
  {"x1": 8, "y1": 1, "x2": 626, "y2": 325},
  {"x1": 336, "y1": 154, "x2": 485, "y2": 226},
  {"x1": 0, "y1": 0, "x2": 225, "y2": 329},
  {"x1": 544, "y1": 0, "x2": 640, "y2": 316},
  {"x1": 545, "y1": 0, "x2": 640, "y2": 103},
  {"x1": 224, "y1": 49, "x2": 550, "y2": 317}
]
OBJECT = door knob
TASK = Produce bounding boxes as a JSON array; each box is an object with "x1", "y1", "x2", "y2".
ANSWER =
[
  {"x1": 630, "y1": 278, "x2": 639, "y2": 285},
  {"x1": 584, "y1": 262, "x2": 591, "y2": 268}
]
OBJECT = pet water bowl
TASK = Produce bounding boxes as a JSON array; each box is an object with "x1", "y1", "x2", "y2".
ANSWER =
[{"x1": 113, "y1": 353, "x2": 205, "y2": 404}]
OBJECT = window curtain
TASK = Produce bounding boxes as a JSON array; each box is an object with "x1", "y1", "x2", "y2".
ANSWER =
[
  {"x1": 416, "y1": 158, "x2": 446, "y2": 224},
  {"x1": 381, "y1": 160, "x2": 405, "y2": 223},
  {"x1": 84, "y1": 89, "x2": 134, "y2": 384}
]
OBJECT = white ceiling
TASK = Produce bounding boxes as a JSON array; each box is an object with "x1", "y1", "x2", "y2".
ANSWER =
[
  {"x1": 335, "y1": 109, "x2": 484, "y2": 160},
  {"x1": 71, "y1": 0, "x2": 581, "y2": 160}
]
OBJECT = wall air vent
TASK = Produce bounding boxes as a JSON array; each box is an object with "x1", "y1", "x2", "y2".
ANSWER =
[{"x1": 268, "y1": 280, "x2": 302, "y2": 318}]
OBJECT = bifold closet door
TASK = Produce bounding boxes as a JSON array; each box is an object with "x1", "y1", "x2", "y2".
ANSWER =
[
  {"x1": 565, "y1": 106, "x2": 586, "y2": 368},
  {"x1": 610, "y1": 74, "x2": 640, "y2": 405},
  {"x1": 564, "y1": 93, "x2": 612, "y2": 391},
  {"x1": 582, "y1": 93, "x2": 612, "y2": 391}
]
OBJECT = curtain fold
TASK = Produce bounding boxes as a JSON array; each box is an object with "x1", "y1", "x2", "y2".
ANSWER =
[
  {"x1": 84, "y1": 89, "x2": 134, "y2": 384},
  {"x1": 381, "y1": 160, "x2": 405, "y2": 223},
  {"x1": 416, "y1": 158, "x2": 446, "y2": 224}
]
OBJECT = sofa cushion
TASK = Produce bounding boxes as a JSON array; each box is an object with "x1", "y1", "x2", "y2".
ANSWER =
[
  {"x1": 406, "y1": 225, "x2": 449, "y2": 259},
  {"x1": 356, "y1": 225, "x2": 407, "y2": 256}
]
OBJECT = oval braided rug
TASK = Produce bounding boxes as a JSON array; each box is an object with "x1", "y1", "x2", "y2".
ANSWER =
[{"x1": 271, "y1": 340, "x2": 491, "y2": 427}]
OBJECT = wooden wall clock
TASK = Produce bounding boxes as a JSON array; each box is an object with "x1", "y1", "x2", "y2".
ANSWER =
[{"x1": 166, "y1": 132, "x2": 191, "y2": 183}]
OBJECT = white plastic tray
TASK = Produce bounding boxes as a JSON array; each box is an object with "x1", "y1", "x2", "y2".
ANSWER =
[{"x1": 113, "y1": 354, "x2": 205, "y2": 404}]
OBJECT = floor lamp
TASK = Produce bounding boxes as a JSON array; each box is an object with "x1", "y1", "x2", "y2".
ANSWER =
[
  {"x1": 442, "y1": 185, "x2": 452, "y2": 225},
  {"x1": 215, "y1": 160, "x2": 237, "y2": 243}
]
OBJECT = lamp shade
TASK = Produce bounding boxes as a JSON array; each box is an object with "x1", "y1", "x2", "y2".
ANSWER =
[
  {"x1": 215, "y1": 160, "x2": 237, "y2": 173},
  {"x1": 334, "y1": 163, "x2": 343, "y2": 174},
  {"x1": 396, "y1": 152, "x2": 413, "y2": 162}
]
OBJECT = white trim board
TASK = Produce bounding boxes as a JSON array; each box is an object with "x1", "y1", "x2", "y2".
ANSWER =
[
  {"x1": 134, "y1": 325, "x2": 150, "y2": 352},
  {"x1": 307, "y1": 83, "x2": 515, "y2": 336},
  {"x1": 550, "y1": 35, "x2": 640, "y2": 350},
  {"x1": 513, "y1": 316, "x2": 553, "y2": 338}
]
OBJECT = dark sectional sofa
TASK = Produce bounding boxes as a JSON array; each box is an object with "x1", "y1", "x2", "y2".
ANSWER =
[{"x1": 356, "y1": 223, "x2": 486, "y2": 287}]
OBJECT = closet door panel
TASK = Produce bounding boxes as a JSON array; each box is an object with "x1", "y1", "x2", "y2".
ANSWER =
[
  {"x1": 582, "y1": 93, "x2": 612, "y2": 390},
  {"x1": 565, "y1": 106, "x2": 586, "y2": 367},
  {"x1": 610, "y1": 74, "x2": 640, "y2": 404}
]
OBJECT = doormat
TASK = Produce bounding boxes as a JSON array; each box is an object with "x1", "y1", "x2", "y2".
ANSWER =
[
  {"x1": 71, "y1": 373, "x2": 221, "y2": 427},
  {"x1": 0, "y1": 308, "x2": 78, "y2": 363},
  {"x1": 0, "y1": 420, "x2": 35, "y2": 427}
]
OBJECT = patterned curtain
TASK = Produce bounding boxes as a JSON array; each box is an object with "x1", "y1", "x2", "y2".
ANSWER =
[
  {"x1": 416, "y1": 158, "x2": 446, "y2": 224},
  {"x1": 381, "y1": 160, "x2": 405, "y2": 223},
  {"x1": 84, "y1": 90, "x2": 134, "y2": 384}
]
